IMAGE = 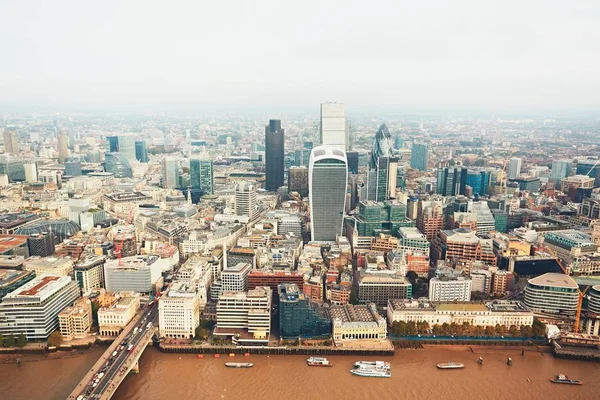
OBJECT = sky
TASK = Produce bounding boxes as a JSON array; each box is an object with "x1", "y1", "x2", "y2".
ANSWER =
[{"x1": 1, "y1": 0, "x2": 600, "y2": 114}]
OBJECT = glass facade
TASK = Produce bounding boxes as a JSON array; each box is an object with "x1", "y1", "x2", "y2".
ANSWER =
[
  {"x1": 135, "y1": 140, "x2": 149, "y2": 163},
  {"x1": 278, "y1": 284, "x2": 331, "y2": 339},
  {"x1": 190, "y1": 158, "x2": 214, "y2": 194},
  {"x1": 104, "y1": 152, "x2": 132, "y2": 178},
  {"x1": 410, "y1": 144, "x2": 429, "y2": 171},
  {"x1": 466, "y1": 170, "x2": 490, "y2": 196}
]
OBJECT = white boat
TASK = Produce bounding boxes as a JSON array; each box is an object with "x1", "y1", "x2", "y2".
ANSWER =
[
  {"x1": 353, "y1": 360, "x2": 391, "y2": 370},
  {"x1": 437, "y1": 362, "x2": 465, "y2": 369},
  {"x1": 225, "y1": 362, "x2": 253, "y2": 368},
  {"x1": 306, "y1": 357, "x2": 333, "y2": 367},
  {"x1": 350, "y1": 367, "x2": 391, "y2": 378}
]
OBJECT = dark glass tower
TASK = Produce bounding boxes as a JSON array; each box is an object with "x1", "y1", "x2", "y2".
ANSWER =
[
  {"x1": 135, "y1": 140, "x2": 149, "y2": 163},
  {"x1": 265, "y1": 119, "x2": 285, "y2": 191}
]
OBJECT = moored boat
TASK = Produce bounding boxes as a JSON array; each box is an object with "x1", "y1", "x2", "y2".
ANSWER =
[
  {"x1": 225, "y1": 362, "x2": 253, "y2": 368},
  {"x1": 306, "y1": 357, "x2": 333, "y2": 367},
  {"x1": 550, "y1": 374, "x2": 582, "y2": 385},
  {"x1": 353, "y1": 361, "x2": 391, "y2": 370},
  {"x1": 436, "y1": 362, "x2": 465, "y2": 369},
  {"x1": 350, "y1": 367, "x2": 391, "y2": 378}
]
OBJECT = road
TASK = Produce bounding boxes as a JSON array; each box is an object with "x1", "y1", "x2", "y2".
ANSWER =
[{"x1": 73, "y1": 302, "x2": 159, "y2": 400}]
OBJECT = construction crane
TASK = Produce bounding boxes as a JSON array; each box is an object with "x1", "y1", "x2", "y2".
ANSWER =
[
  {"x1": 543, "y1": 246, "x2": 588, "y2": 333},
  {"x1": 585, "y1": 159, "x2": 600, "y2": 177},
  {"x1": 114, "y1": 207, "x2": 136, "y2": 266}
]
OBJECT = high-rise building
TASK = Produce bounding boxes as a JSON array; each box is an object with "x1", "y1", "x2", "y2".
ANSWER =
[
  {"x1": 436, "y1": 166, "x2": 468, "y2": 196},
  {"x1": 416, "y1": 199, "x2": 445, "y2": 241},
  {"x1": 508, "y1": 157, "x2": 522, "y2": 179},
  {"x1": 309, "y1": 146, "x2": 348, "y2": 241},
  {"x1": 23, "y1": 162, "x2": 38, "y2": 183},
  {"x1": 104, "y1": 153, "x2": 132, "y2": 178},
  {"x1": 288, "y1": 166, "x2": 309, "y2": 197},
  {"x1": 278, "y1": 283, "x2": 331, "y2": 339},
  {"x1": 135, "y1": 140, "x2": 149, "y2": 163},
  {"x1": 265, "y1": 119, "x2": 285, "y2": 191},
  {"x1": 550, "y1": 160, "x2": 571, "y2": 181},
  {"x1": 429, "y1": 268, "x2": 472, "y2": 302},
  {"x1": 319, "y1": 103, "x2": 346, "y2": 149},
  {"x1": 27, "y1": 232, "x2": 55, "y2": 257},
  {"x1": 357, "y1": 272, "x2": 412, "y2": 306},
  {"x1": 576, "y1": 159, "x2": 600, "y2": 186},
  {"x1": 235, "y1": 182, "x2": 258, "y2": 220},
  {"x1": 3, "y1": 129, "x2": 19, "y2": 155},
  {"x1": 105, "y1": 135, "x2": 136, "y2": 160},
  {"x1": 466, "y1": 170, "x2": 490, "y2": 196},
  {"x1": 57, "y1": 130, "x2": 69, "y2": 164},
  {"x1": 74, "y1": 256, "x2": 105, "y2": 295},
  {"x1": 431, "y1": 228, "x2": 497, "y2": 266},
  {"x1": 366, "y1": 155, "x2": 398, "y2": 201},
  {"x1": 162, "y1": 157, "x2": 179, "y2": 189},
  {"x1": 159, "y1": 281, "x2": 201, "y2": 339},
  {"x1": 345, "y1": 151, "x2": 359, "y2": 174},
  {"x1": 221, "y1": 263, "x2": 252, "y2": 292},
  {"x1": 410, "y1": 144, "x2": 429, "y2": 171},
  {"x1": 190, "y1": 157, "x2": 214, "y2": 195}
]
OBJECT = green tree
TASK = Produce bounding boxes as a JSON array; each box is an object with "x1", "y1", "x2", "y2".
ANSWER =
[
  {"x1": 5, "y1": 334, "x2": 16, "y2": 347},
  {"x1": 531, "y1": 320, "x2": 546, "y2": 337},
  {"x1": 91, "y1": 301, "x2": 101, "y2": 330},
  {"x1": 0, "y1": 333, "x2": 4, "y2": 348},
  {"x1": 484, "y1": 326, "x2": 495, "y2": 336},
  {"x1": 406, "y1": 321, "x2": 417, "y2": 336},
  {"x1": 194, "y1": 325, "x2": 209, "y2": 341},
  {"x1": 16, "y1": 333, "x2": 27, "y2": 348},
  {"x1": 432, "y1": 324, "x2": 442, "y2": 335},
  {"x1": 508, "y1": 325, "x2": 519, "y2": 337},
  {"x1": 47, "y1": 331, "x2": 63, "y2": 347},
  {"x1": 520, "y1": 325, "x2": 533, "y2": 337},
  {"x1": 495, "y1": 324, "x2": 506, "y2": 336},
  {"x1": 440, "y1": 323, "x2": 450, "y2": 335}
]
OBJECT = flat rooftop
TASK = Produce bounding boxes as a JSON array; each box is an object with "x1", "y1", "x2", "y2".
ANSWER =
[
  {"x1": 528, "y1": 273, "x2": 578, "y2": 289},
  {"x1": 0, "y1": 235, "x2": 29, "y2": 253},
  {"x1": 0, "y1": 269, "x2": 33, "y2": 287},
  {"x1": 437, "y1": 303, "x2": 487, "y2": 312}
]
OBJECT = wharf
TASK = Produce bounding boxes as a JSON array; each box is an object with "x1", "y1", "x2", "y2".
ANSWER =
[{"x1": 159, "y1": 344, "x2": 394, "y2": 356}]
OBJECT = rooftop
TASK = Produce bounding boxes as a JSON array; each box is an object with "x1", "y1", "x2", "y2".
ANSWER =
[
  {"x1": 528, "y1": 273, "x2": 578, "y2": 289},
  {"x1": 437, "y1": 303, "x2": 487, "y2": 312},
  {"x1": 0, "y1": 269, "x2": 33, "y2": 287},
  {"x1": 0, "y1": 234, "x2": 29, "y2": 253},
  {"x1": 3, "y1": 275, "x2": 72, "y2": 301}
]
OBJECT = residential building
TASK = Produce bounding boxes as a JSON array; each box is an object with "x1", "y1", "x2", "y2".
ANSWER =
[
  {"x1": 58, "y1": 297, "x2": 92, "y2": 341},
  {"x1": 309, "y1": 146, "x2": 348, "y2": 241},
  {"x1": 0, "y1": 275, "x2": 79, "y2": 340},
  {"x1": 159, "y1": 281, "x2": 201, "y2": 338},
  {"x1": 278, "y1": 283, "x2": 331, "y2": 339},
  {"x1": 320, "y1": 102, "x2": 346, "y2": 149},
  {"x1": 357, "y1": 272, "x2": 412, "y2": 307},
  {"x1": 265, "y1": 119, "x2": 285, "y2": 191},
  {"x1": 524, "y1": 273, "x2": 579, "y2": 315},
  {"x1": 387, "y1": 299, "x2": 534, "y2": 328},
  {"x1": 97, "y1": 292, "x2": 141, "y2": 336},
  {"x1": 330, "y1": 303, "x2": 387, "y2": 344},
  {"x1": 74, "y1": 256, "x2": 105, "y2": 294},
  {"x1": 410, "y1": 143, "x2": 429, "y2": 171},
  {"x1": 24, "y1": 256, "x2": 74, "y2": 276}
]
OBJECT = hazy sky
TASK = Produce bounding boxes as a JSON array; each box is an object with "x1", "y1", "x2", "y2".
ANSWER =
[{"x1": 1, "y1": 0, "x2": 599, "y2": 113}]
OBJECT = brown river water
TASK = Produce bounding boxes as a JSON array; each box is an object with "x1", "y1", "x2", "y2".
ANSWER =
[{"x1": 1, "y1": 346, "x2": 599, "y2": 400}]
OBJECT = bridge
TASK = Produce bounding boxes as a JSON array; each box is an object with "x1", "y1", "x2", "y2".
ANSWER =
[{"x1": 68, "y1": 302, "x2": 159, "y2": 400}]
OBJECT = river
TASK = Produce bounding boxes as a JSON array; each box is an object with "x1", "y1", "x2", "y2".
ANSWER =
[{"x1": 2, "y1": 346, "x2": 599, "y2": 400}]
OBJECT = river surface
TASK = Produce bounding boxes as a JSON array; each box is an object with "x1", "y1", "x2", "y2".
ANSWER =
[{"x1": 2, "y1": 346, "x2": 600, "y2": 400}]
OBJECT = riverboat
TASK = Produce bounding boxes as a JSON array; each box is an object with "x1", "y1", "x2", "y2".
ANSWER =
[
  {"x1": 225, "y1": 362, "x2": 253, "y2": 368},
  {"x1": 306, "y1": 357, "x2": 333, "y2": 367},
  {"x1": 436, "y1": 362, "x2": 465, "y2": 369},
  {"x1": 550, "y1": 374, "x2": 582, "y2": 385},
  {"x1": 350, "y1": 367, "x2": 391, "y2": 378},
  {"x1": 353, "y1": 360, "x2": 391, "y2": 370}
]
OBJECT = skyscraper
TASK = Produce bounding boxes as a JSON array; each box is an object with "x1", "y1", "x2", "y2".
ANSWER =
[
  {"x1": 3, "y1": 129, "x2": 19, "y2": 155},
  {"x1": 162, "y1": 157, "x2": 179, "y2": 189},
  {"x1": 309, "y1": 146, "x2": 348, "y2": 241},
  {"x1": 466, "y1": 170, "x2": 490, "y2": 196},
  {"x1": 366, "y1": 124, "x2": 397, "y2": 201},
  {"x1": 190, "y1": 157, "x2": 214, "y2": 194},
  {"x1": 508, "y1": 157, "x2": 522, "y2": 179},
  {"x1": 57, "y1": 130, "x2": 69, "y2": 164},
  {"x1": 436, "y1": 166, "x2": 468, "y2": 196},
  {"x1": 265, "y1": 119, "x2": 285, "y2": 191},
  {"x1": 135, "y1": 140, "x2": 149, "y2": 163},
  {"x1": 319, "y1": 103, "x2": 346, "y2": 149},
  {"x1": 105, "y1": 135, "x2": 136, "y2": 160},
  {"x1": 345, "y1": 151, "x2": 359, "y2": 175},
  {"x1": 410, "y1": 144, "x2": 429, "y2": 171},
  {"x1": 104, "y1": 153, "x2": 132, "y2": 178},
  {"x1": 235, "y1": 182, "x2": 258, "y2": 220},
  {"x1": 550, "y1": 160, "x2": 571, "y2": 181}
]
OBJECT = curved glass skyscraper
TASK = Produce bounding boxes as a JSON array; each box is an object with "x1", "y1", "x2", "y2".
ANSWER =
[
  {"x1": 369, "y1": 123, "x2": 394, "y2": 169},
  {"x1": 309, "y1": 146, "x2": 348, "y2": 241}
]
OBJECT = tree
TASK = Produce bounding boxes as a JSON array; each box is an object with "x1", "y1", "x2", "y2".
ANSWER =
[
  {"x1": 194, "y1": 325, "x2": 209, "y2": 341},
  {"x1": 4, "y1": 334, "x2": 16, "y2": 348},
  {"x1": 16, "y1": 333, "x2": 27, "y2": 348},
  {"x1": 48, "y1": 331, "x2": 63, "y2": 347},
  {"x1": 520, "y1": 325, "x2": 533, "y2": 338},
  {"x1": 0, "y1": 334, "x2": 3, "y2": 348},
  {"x1": 484, "y1": 326, "x2": 495, "y2": 336},
  {"x1": 91, "y1": 301, "x2": 101, "y2": 330},
  {"x1": 531, "y1": 320, "x2": 546, "y2": 337},
  {"x1": 508, "y1": 325, "x2": 519, "y2": 337}
]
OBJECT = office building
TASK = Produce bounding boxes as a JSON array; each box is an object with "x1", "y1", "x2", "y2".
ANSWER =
[
  {"x1": 397, "y1": 227, "x2": 430, "y2": 253},
  {"x1": 353, "y1": 200, "x2": 408, "y2": 237},
  {"x1": 436, "y1": 167, "x2": 468, "y2": 196},
  {"x1": 64, "y1": 158, "x2": 82, "y2": 176},
  {"x1": 320, "y1": 102, "x2": 346, "y2": 149},
  {"x1": 0, "y1": 275, "x2": 79, "y2": 340},
  {"x1": 509, "y1": 176, "x2": 541, "y2": 192},
  {"x1": 470, "y1": 268, "x2": 493, "y2": 294},
  {"x1": 57, "y1": 130, "x2": 69, "y2": 163},
  {"x1": 26, "y1": 232, "x2": 55, "y2": 257},
  {"x1": 106, "y1": 135, "x2": 136, "y2": 159},
  {"x1": 309, "y1": 146, "x2": 348, "y2": 241},
  {"x1": 524, "y1": 273, "x2": 579, "y2": 315},
  {"x1": 346, "y1": 151, "x2": 359, "y2": 174},
  {"x1": 214, "y1": 287, "x2": 272, "y2": 345},
  {"x1": 265, "y1": 119, "x2": 285, "y2": 191},
  {"x1": 14, "y1": 221, "x2": 80, "y2": 244},
  {"x1": 24, "y1": 256, "x2": 74, "y2": 276},
  {"x1": 98, "y1": 292, "x2": 141, "y2": 336},
  {"x1": 576, "y1": 159, "x2": 600, "y2": 186},
  {"x1": 560, "y1": 175, "x2": 595, "y2": 194},
  {"x1": 0, "y1": 154, "x2": 25, "y2": 182},
  {"x1": 221, "y1": 262, "x2": 251, "y2": 292},
  {"x1": 3, "y1": 129, "x2": 19, "y2": 154},
  {"x1": 74, "y1": 256, "x2": 105, "y2": 294},
  {"x1": 159, "y1": 281, "x2": 201, "y2": 338},
  {"x1": 104, "y1": 255, "x2": 163, "y2": 294},
  {"x1": 104, "y1": 152, "x2": 132, "y2": 178},
  {"x1": 330, "y1": 303, "x2": 387, "y2": 344},
  {"x1": 387, "y1": 299, "x2": 533, "y2": 328},
  {"x1": 0, "y1": 269, "x2": 35, "y2": 300},
  {"x1": 410, "y1": 144, "x2": 429, "y2": 171},
  {"x1": 249, "y1": 270, "x2": 304, "y2": 294},
  {"x1": 466, "y1": 170, "x2": 490, "y2": 196},
  {"x1": 235, "y1": 182, "x2": 258, "y2": 220},
  {"x1": 431, "y1": 228, "x2": 496, "y2": 266},
  {"x1": 190, "y1": 157, "x2": 214, "y2": 194},
  {"x1": 288, "y1": 166, "x2": 309, "y2": 197},
  {"x1": 366, "y1": 156, "x2": 398, "y2": 201},
  {"x1": 102, "y1": 191, "x2": 152, "y2": 215},
  {"x1": 357, "y1": 272, "x2": 412, "y2": 307},
  {"x1": 581, "y1": 198, "x2": 600, "y2": 219},
  {"x1": 550, "y1": 160, "x2": 571, "y2": 181},
  {"x1": 135, "y1": 140, "x2": 149, "y2": 162},
  {"x1": 416, "y1": 199, "x2": 444, "y2": 241},
  {"x1": 162, "y1": 156, "x2": 179, "y2": 189},
  {"x1": 0, "y1": 234, "x2": 30, "y2": 257},
  {"x1": 429, "y1": 269, "x2": 472, "y2": 302},
  {"x1": 278, "y1": 283, "x2": 331, "y2": 339},
  {"x1": 58, "y1": 297, "x2": 92, "y2": 341},
  {"x1": 23, "y1": 162, "x2": 38, "y2": 183},
  {"x1": 226, "y1": 247, "x2": 256, "y2": 269},
  {"x1": 508, "y1": 157, "x2": 522, "y2": 179}
]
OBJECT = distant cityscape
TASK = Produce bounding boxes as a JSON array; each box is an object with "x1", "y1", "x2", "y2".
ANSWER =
[{"x1": 0, "y1": 104, "x2": 600, "y2": 396}]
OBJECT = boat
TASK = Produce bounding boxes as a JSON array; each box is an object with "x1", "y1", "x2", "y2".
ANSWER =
[
  {"x1": 306, "y1": 357, "x2": 333, "y2": 367},
  {"x1": 550, "y1": 374, "x2": 582, "y2": 385},
  {"x1": 507, "y1": 357, "x2": 512, "y2": 366},
  {"x1": 437, "y1": 362, "x2": 465, "y2": 369},
  {"x1": 350, "y1": 367, "x2": 391, "y2": 378},
  {"x1": 225, "y1": 362, "x2": 253, "y2": 368},
  {"x1": 353, "y1": 361, "x2": 391, "y2": 370},
  {"x1": 477, "y1": 357, "x2": 483, "y2": 365}
]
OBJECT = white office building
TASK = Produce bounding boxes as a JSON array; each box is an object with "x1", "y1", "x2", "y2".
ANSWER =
[
  {"x1": 104, "y1": 255, "x2": 163, "y2": 294},
  {"x1": 508, "y1": 157, "x2": 522, "y2": 179},
  {"x1": 429, "y1": 275, "x2": 472, "y2": 302},
  {"x1": 235, "y1": 182, "x2": 258, "y2": 220},
  {"x1": 159, "y1": 281, "x2": 201, "y2": 338},
  {"x1": 74, "y1": 256, "x2": 105, "y2": 294},
  {"x1": 320, "y1": 103, "x2": 346, "y2": 149},
  {"x1": 24, "y1": 256, "x2": 74, "y2": 277},
  {"x1": 524, "y1": 273, "x2": 579, "y2": 315},
  {"x1": 0, "y1": 275, "x2": 80, "y2": 340},
  {"x1": 221, "y1": 262, "x2": 251, "y2": 292}
]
